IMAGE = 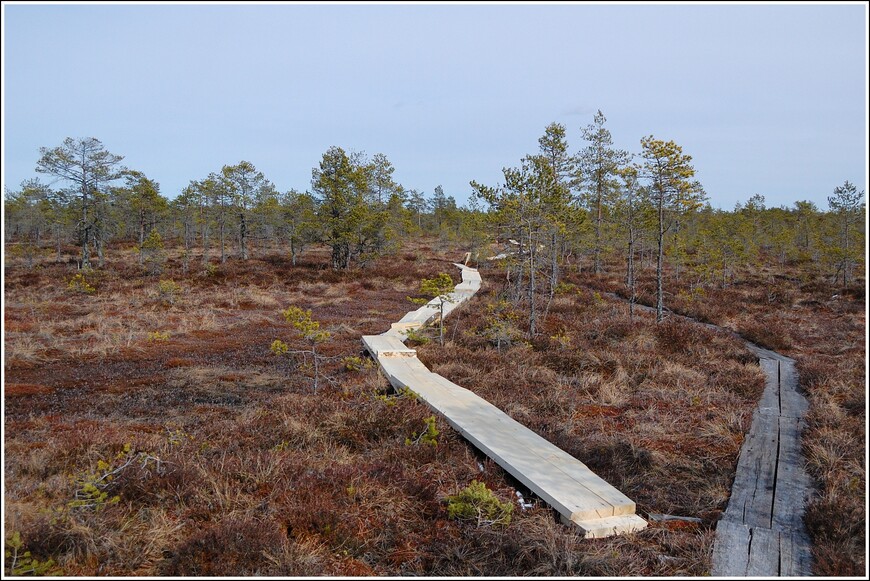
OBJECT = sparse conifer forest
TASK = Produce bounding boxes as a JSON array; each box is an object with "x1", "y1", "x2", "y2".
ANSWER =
[{"x1": 4, "y1": 126, "x2": 865, "y2": 576}]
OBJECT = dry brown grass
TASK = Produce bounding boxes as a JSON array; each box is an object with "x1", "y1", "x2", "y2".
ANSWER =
[
  {"x1": 585, "y1": 252, "x2": 866, "y2": 576},
  {"x1": 4, "y1": 239, "x2": 839, "y2": 576},
  {"x1": 418, "y1": 278, "x2": 764, "y2": 544}
]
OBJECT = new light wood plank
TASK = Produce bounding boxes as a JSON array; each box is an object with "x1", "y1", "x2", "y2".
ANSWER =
[{"x1": 363, "y1": 263, "x2": 646, "y2": 538}]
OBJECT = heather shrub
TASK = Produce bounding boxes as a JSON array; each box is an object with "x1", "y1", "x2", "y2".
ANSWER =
[
  {"x1": 738, "y1": 318, "x2": 793, "y2": 351},
  {"x1": 161, "y1": 517, "x2": 287, "y2": 575}
]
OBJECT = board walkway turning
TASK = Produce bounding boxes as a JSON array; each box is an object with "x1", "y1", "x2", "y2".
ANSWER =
[{"x1": 362, "y1": 263, "x2": 647, "y2": 538}]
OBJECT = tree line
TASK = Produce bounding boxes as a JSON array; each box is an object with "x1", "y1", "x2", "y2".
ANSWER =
[
  {"x1": 3, "y1": 138, "x2": 471, "y2": 272},
  {"x1": 4, "y1": 121, "x2": 866, "y2": 329},
  {"x1": 470, "y1": 113, "x2": 864, "y2": 330}
]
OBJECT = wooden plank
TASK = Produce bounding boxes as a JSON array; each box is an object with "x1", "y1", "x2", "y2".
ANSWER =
[
  {"x1": 424, "y1": 373, "x2": 637, "y2": 513},
  {"x1": 756, "y1": 357, "x2": 781, "y2": 415},
  {"x1": 384, "y1": 359, "x2": 635, "y2": 518},
  {"x1": 419, "y1": 384, "x2": 639, "y2": 517},
  {"x1": 711, "y1": 519, "x2": 751, "y2": 576},
  {"x1": 362, "y1": 334, "x2": 415, "y2": 357},
  {"x1": 426, "y1": 373, "x2": 472, "y2": 395},
  {"x1": 746, "y1": 526, "x2": 781, "y2": 576},
  {"x1": 468, "y1": 418, "x2": 632, "y2": 516},
  {"x1": 779, "y1": 530, "x2": 812, "y2": 576},
  {"x1": 406, "y1": 382, "x2": 617, "y2": 520},
  {"x1": 569, "y1": 514, "x2": 648, "y2": 538},
  {"x1": 777, "y1": 359, "x2": 809, "y2": 419},
  {"x1": 456, "y1": 420, "x2": 620, "y2": 520},
  {"x1": 521, "y1": 451, "x2": 635, "y2": 516},
  {"x1": 727, "y1": 412, "x2": 779, "y2": 529},
  {"x1": 771, "y1": 417, "x2": 812, "y2": 532},
  {"x1": 380, "y1": 263, "x2": 815, "y2": 552},
  {"x1": 364, "y1": 263, "x2": 645, "y2": 538},
  {"x1": 600, "y1": 278, "x2": 815, "y2": 569},
  {"x1": 714, "y1": 345, "x2": 813, "y2": 577}
]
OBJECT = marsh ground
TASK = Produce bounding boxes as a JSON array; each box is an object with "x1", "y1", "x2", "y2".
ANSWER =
[{"x1": 3, "y1": 240, "x2": 862, "y2": 575}]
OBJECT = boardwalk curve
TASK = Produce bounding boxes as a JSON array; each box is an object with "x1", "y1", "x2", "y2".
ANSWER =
[{"x1": 362, "y1": 263, "x2": 647, "y2": 538}]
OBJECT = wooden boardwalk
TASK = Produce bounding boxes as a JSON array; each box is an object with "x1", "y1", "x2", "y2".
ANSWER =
[
  {"x1": 362, "y1": 264, "x2": 647, "y2": 538},
  {"x1": 710, "y1": 344, "x2": 813, "y2": 576},
  {"x1": 597, "y1": 293, "x2": 814, "y2": 573}
]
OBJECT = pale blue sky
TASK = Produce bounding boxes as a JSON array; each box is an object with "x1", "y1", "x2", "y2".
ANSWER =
[{"x1": 2, "y1": 2, "x2": 867, "y2": 210}]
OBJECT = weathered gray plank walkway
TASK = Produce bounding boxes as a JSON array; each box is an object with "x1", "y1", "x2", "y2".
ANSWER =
[
  {"x1": 363, "y1": 264, "x2": 647, "y2": 538},
  {"x1": 602, "y1": 295, "x2": 814, "y2": 575},
  {"x1": 710, "y1": 346, "x2": 813, "y2": 576}
]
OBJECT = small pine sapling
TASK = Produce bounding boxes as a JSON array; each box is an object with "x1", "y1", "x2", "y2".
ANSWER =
[
  {"x1": 405, "y1": 415, "x2": 439, "y2": 446},
  {"x1": 67, "y1": 272, "x2": 96, "y2": 294},
  {"x1": 481, "y1": 299, "x2": 521, "y2": 353},
  {"x1": 141, "y1": 228, "x2": 167, "y2": 275},
  {"x1": 272, "y1": 306, "x2": 332, "y2": 393},
  {"x1": 342, "y1": 355, "x2": 372, "y2": 372},
  {"x1": 157, "y1": 279, "x2": 182, "y2": 305},
  {"x1": 409, "y1": 272, "x2": 455, "y2": 346}
]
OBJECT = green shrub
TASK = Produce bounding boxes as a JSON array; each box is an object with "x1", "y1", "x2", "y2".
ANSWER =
[
  {"x1": 405, "y1": 415, "x2": 439, "y2": 446},
  {"x1": 592, "y1": 290, "x2": 603, "y2": 305},
  {"x1": 342, "y1": 355, "x2": 373, "y2": 372},
  {"x1": 4, "y1": 531, "x2": 60, "y2": 576},
  {"x1": 273, "y1": 306, "x2": 332, "y2": 393},
  {"x1": 157, "y1": 279, "x2": 182, "y2": 305},
  {"x1": 67, "y1": 272, "x2": 95, "y2": 294},
  {"x1": 445, "y1": 480, "x2": 513, "y2": 526},
  {"x1": 68, "y1": 443, "x2": 162, "y2": 512},
  {"x1": 270, "y1": 339, "x2": 289, "y2": 355},
  {"x1": 374, "y1": 392, "x2": 398, "y2": 407},
  {"x1": 374, "y1": 385, "x2": 418, "y2": 407},
  {"x1": 166, "y1": 428, "x2": 192, "y2": 447},
  {"x1": 141, "y1": 229, "x2": 167, "y2": 275},
  {"x1": 402, "y1": 327, "x2": 430, "y2": 345},
  {"x1": 554, "y1": 281, "x2": 579, "y2": 295},
  {"x1": 550, "y1": 329, "x2": 572, "y2": 348},
  {"x1": 147, "y1": 330, "x2": 170, "y2": 342},
  {"x1": 480, "y1": 299, "x2": 521, "y2": 352}
]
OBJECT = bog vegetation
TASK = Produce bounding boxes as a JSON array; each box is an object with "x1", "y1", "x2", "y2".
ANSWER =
[{"x1": 3, "y1": 118, "x2": 865, "y2": 576}]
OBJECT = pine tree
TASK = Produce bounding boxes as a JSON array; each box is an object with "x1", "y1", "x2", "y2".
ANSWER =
[{"x1": 638, "y1": 136, "x2": 706, "y2": 322}]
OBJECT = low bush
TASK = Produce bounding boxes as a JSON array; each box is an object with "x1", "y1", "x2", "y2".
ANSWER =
[
  {"x1": 4, "y1": 531, "x2": 60, "y2": 576},
  {"x1": 157, "y1": 279, "x2": 182, "y2": 305},
  {"x1": 445, "y1": 480, "x2": 513, "y2": 527},
  {"x1": 67, "y1": 272, "x2": 95, "y2": 294},
  {"x1": 405, "y1": 416, "x2": 439, "y2": 447}
]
